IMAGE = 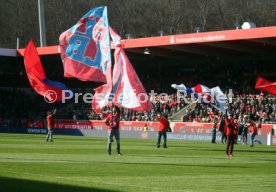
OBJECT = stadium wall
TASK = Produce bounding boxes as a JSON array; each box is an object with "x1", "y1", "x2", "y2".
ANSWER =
[{"x1": 1, "y1": 120, "x2": 274, "y2": 144}]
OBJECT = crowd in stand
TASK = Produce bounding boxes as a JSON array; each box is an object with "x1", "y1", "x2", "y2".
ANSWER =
[
  {"x1": 0, "y1": 78, "x2": 275, "y2": 126},
  {"x1": 69, "y1": 89, "x2": 276, "y2": 125},
  {"x1": 189, "y1": 94, "x2": 276, "y2": 123},
  {"x1": 0, "y1": 88, "x2": 70, "y2": 126},
  {"x1": 66, "y1": 93, "x2": 188, "y2": 122}
]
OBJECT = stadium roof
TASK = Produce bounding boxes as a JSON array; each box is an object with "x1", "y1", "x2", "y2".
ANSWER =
[
  {"x1": 12, "y1": 25, "x2": 276, "y2": 59},
  {"x1": 0, "y1": 48, "x2": 17, "y2": 57},
  {"x1": 1, "y1": 26, "x2": 276, "y2": 88}
]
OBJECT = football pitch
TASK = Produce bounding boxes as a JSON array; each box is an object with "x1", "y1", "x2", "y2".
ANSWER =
[{"x1": 0, "y1": 133, "x2": 276, "y2": 192}]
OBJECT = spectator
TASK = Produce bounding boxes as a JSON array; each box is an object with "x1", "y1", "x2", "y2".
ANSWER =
[{"x1": 240, "y1": 116, "x2": 249, "y2": 145}]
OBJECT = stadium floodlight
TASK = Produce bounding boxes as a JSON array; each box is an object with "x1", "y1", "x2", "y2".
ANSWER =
[
  {"x1": 241, "y1": 22, "x2": 256, "y2": 29},
  {"x1": 144, "y1": 48, "x2": 150, "y2": 55}
]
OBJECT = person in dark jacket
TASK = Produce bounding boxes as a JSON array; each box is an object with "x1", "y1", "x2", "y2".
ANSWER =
[
  {"x1": 211, "y1": 118, "x2": 219, "y2": 143},
  {"x1": 219, "y1": 117, "x2": 226, "y2": 144}
]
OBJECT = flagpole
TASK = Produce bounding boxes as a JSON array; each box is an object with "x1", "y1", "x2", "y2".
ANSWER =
[
  {"x1": 106, "y1": 7, "x2": 114, "y2": 111},
  {"x1": 38, "y1": 0, "x2": 47, "y2": 47}
]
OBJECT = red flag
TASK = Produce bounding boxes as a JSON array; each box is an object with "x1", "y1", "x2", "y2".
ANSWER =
[
  {"x1": 92, "y1": 84, "x2": 112, "y2": 114},
  {"x1": 24, "y1": 40, "x2": 71, "y2": 102},
  {"x1": 255, "y1": 77, "x2": 276, "y2": 95},
  {"x1": 109, "y1": 27, "x2": 152, "y2": 111},
  {"x1": 91, "y1": 27, "x2": 152, "y2": 113}
]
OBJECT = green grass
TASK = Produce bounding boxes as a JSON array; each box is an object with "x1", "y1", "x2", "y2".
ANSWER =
[{"x1": 0, "y1": 133, "x2": 276, "y2": 192}]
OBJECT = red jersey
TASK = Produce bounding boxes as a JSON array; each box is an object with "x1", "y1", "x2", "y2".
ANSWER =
[
  {"x1": 249, "y1": 122, "x2": 258, "y2": 134},
  {"x1": 47, "y1": 114, "x2": 54, "y2": 128},
  {"x1": 105, "y1": 112, "x2": 120, "y2": 130},
  {"x1": 233, "y1": 119, "x2": 239, "y2": 136},
  {"x1": 225, "y1": 118, "x2": 234, "y2": 136},
  {"x1": 157, "y1": 117, "x2": 169, "y2": 132},
  {"x1": 223, "y1": 120, "x2": 227, "y2": 134}
]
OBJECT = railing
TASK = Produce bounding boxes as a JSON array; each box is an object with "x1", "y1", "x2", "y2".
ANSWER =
[{"x1": 171, "y1": 101, "x2": 197, "y2": 122}]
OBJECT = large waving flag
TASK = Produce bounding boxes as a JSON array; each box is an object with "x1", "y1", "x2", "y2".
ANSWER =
[
  {"x1": 109, "y1": 27, "x2": 152, "y2": 111},
  {"x1": 255, "y1": 77, "x2": 276, "y2": 95},
  {"x1": 171, "y1": 84, "x2": 211, "y2": 94},
  {"x1": 171, "y1": 83, "x2": 228, "y2": 112},
  {"x1": 92, "y1": 28, "x2": 152, "y2": 112},
  {"x1": 92, "y1": 84, "x2": 112, "y2": 114},
  {"x1": 59, "y1": 6, "x2": 111, "y2": 84},
  {"x1": 24, "y1": 40, "x2": 71, "y2": 102},
  {"x1": 211, "y1": 86, "x2": 228, "y2": 112}
]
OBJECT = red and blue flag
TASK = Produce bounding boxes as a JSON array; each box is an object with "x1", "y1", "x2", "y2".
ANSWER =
[
  {"x1": 171, "y1": 83, "x2": 228, "y2": 112},
  {"x1": 24, "y1": 40, "x2": 71, "y2": 102},
  {"x1": 59, "y1": 6, "x2": 111, "y2": 84}
]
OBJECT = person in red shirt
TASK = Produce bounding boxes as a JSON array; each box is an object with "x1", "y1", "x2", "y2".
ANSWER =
[
  {"x1": 105, "y1": 106, "x2": 121, "y2": 155},
  {"x1": 46, "y1": 109, "x2": 56, "y2": 142},
  {"x1": 225, "y1": 113, "x2": 235, "y2": 157},
  {"x1": 156, "y1": 113, "x2": 169, "y2": 148},
  {"x1": 249, "y1": 120, "x2": 258, "y2": 147}
]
